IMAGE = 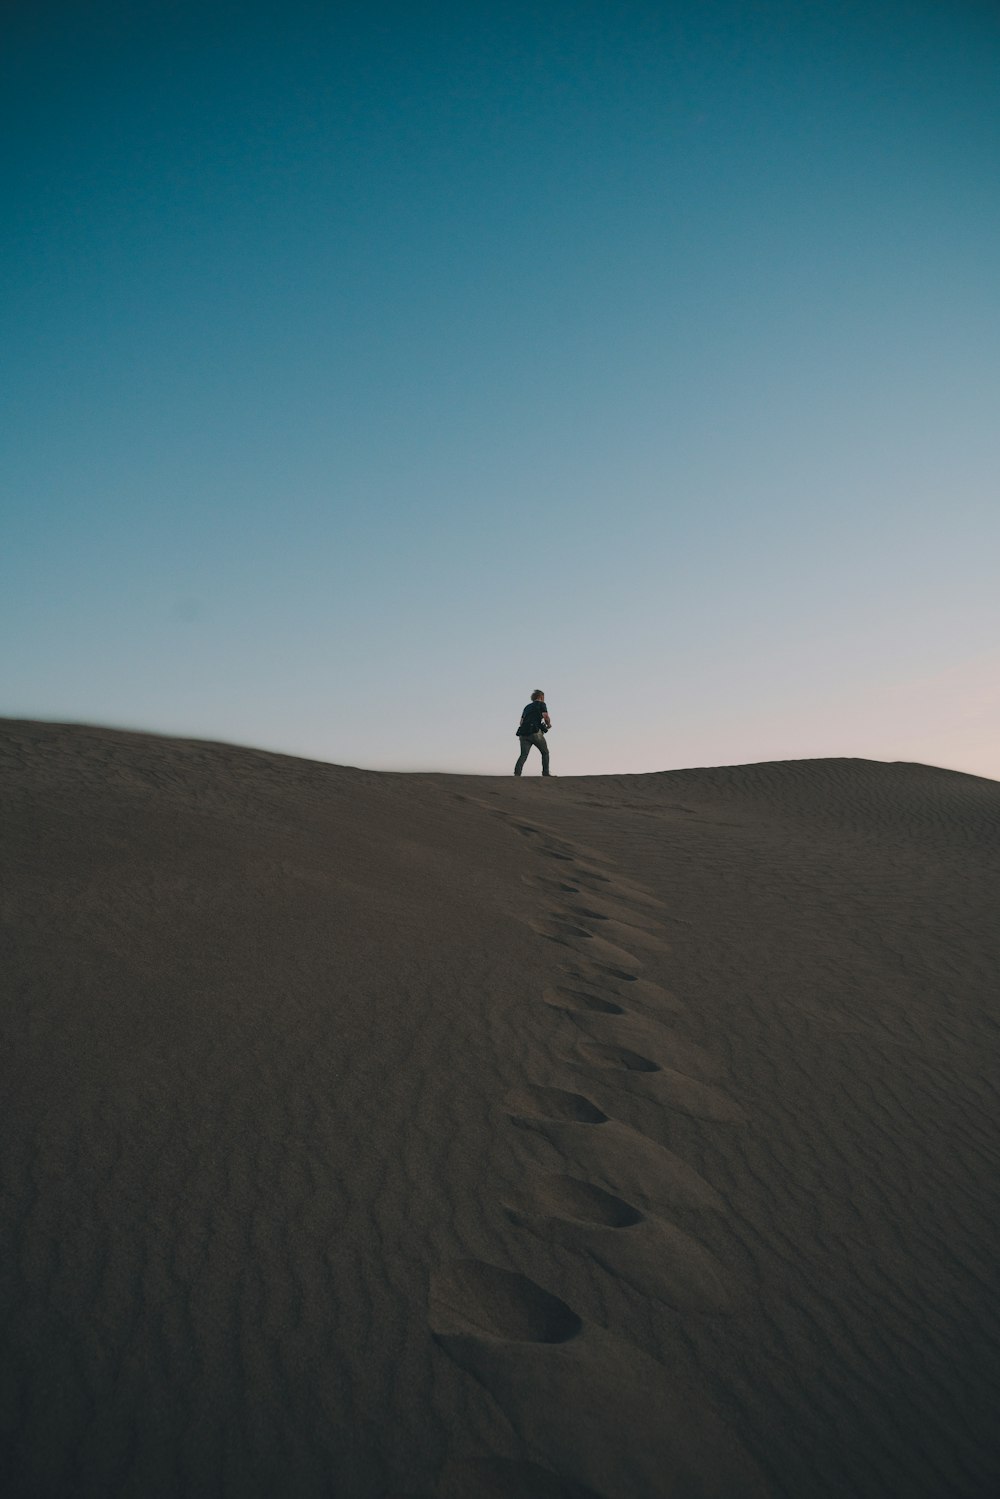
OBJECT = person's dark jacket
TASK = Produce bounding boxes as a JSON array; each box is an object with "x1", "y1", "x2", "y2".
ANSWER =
[{"x1": 517, "y1": 700, "x2": 548, "y2": 736}]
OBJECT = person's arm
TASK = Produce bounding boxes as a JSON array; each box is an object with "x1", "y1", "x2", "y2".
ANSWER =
[{"x1": 542, "y1": 706, "x2": 552, "y2": 730}]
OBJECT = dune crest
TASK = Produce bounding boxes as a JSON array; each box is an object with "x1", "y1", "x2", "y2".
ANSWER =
[{"x1": 2, "y1": 720, "x2": 998, "y2": 1497}]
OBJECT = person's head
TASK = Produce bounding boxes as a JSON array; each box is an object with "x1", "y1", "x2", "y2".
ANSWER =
[{"x1": 531, "y1": 689, "x2": 545, "y2": 702}]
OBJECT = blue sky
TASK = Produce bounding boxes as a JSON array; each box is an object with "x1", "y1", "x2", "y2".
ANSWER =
[{"x1": 4, "y1": 0, "x2": 999, "y2": 777}]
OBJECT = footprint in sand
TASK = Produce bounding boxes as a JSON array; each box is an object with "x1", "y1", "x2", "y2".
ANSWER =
[
  {"x1": 568, "y1": 1042, "x2": 746, "y2": 1125},
  {"x1": 542, "y1": 985, "x2": 627, "y2": 1017},
  {"x1": 593, "y1": 921, "x2": 671, "y2": 955},
  {"x1": 515, "y1": 831, "x2": 665, "y2": 920},
  {"x1": 550, "y1": 865, "x2": 626, "y2": 892},
  {"x1": 524, "y1": 863, "x2": 665, "y2": 929},
  {"x1": 560, "y1": 964, "x2": 685, "y2": 1015},
  {"x1": 531, "y1": 916, "x2": 600, "y2": 941},
  {"x1": 527, "y1": 845, "x2": 599, "y2": 869},
  {"x1": 571, "y1": 869, "x2": 668, "y2": 913},
  {"x1": 512, "y1": 827, "x2": 590, "y2": 865},
  {"x1": 559, "y1": 897, "x2": 668, "y2": 940},
  {"x1": 562, "y1": 901, "x2": 650, "y2": 930},
  {"x1": 429, "y1": 1261, "x2": 766, "y2": 1499},
  {"x1": 564, "y1": 959, "x2": 638, "y2": 985},
  {"x1": 502, "y1": 1173, "x2": 737, "y2": 1314},
  {"x1": 560, "y1": 1010, "x2": 725, "y2": 1083},
  {"x1": 505, "y1": 1095, "x2": 722, "y2": 1213},
  {"x1": 430, "y1": 1259, "x2": 581, "y2": 1344},
  {"x1": 528, "y1": 918, "x2": 644, "y2": 970},
  {"x1": 577, "y1": 1043, "x2": 658, "y2": 1073},
  {"x1": 506, "y1": 1085, "x2": 609, "y2": 1125},
  {"x1": 510, "y1": 1173, "x2": 642, "y2": 1228},
  {"x1": 522, "y1": 873, "x2": 589, "y2": 897}
]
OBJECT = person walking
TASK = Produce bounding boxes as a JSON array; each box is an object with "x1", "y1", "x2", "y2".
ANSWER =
[{"x1": 514, "y1": 690, "x2": 552, "y2": 776}]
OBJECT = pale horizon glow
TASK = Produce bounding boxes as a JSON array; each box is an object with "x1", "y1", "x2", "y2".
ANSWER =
[{"x1": 3, "y1": 1, "x2": 999, "y2": 782}]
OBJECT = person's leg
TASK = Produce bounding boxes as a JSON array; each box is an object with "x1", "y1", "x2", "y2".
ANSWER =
[
  {"x1": 514, "y1": 736, "x2": 530, "y2": 775},
  {"x1": 538, "y1": 732, "x2": 550, "y2": 776}
]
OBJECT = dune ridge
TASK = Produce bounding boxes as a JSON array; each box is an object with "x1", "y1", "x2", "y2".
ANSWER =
[{"x1": 1, "y1": 719, "x2": 998, "y2": 1497}]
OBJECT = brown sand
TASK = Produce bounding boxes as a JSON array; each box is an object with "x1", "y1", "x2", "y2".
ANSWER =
[{"x1": 1, "y1": 719, "x2": 998, "y2": 1498}]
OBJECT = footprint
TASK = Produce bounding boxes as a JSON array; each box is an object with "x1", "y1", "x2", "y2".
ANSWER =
[
  {"x1": 430, "y1": 1265, "x2": 767, "y2": 1499},
  {"x1": 429, "y1": 1260, "x2": 581, "y2": 1343},
  {"x1": 530, "y1": 917, "x2": 599, "y2": 942},
  {"x1": 505, "y1": 1174, "x2": 642, "y2": 1228},
  {"x1": 570, "y1": 1048, "x2": 746, "y2": 1125},
  {"x1": 599, "y1": 921, "x2": 670, "y2": 955},
  {"x1": 563, "y1": 1012, "x2": 724, "y2": 1083},
  {"x1": 563, "y1": 901, "x2": 662, "y2": 937},
  {"x1": 522, "y1": 874, "x2": 586, "y2": 896},
  {"x1": 435, "y1": 1457, "x2": 605, "y2": 1499},
  {"x1": 503, "y1": 1174, "x2": 736, "y2": 1315},
  {"x1": 576, "y1": 1043, "x2": 659, "y2": 1073},
  {"x1": 509, "y1": 1115, "x2": 723, "y2": 1213},
  {"x1": 512, "y1": 827, "x2": 580, "y2": 864},
  {"x1": 542, "y1": 987, "x2": 626, "y2": 1017},
  {"x1": 557, "y1": 906, "x2": 668, "y2": 954},
  {"x1": 506, "y1": 1085, "x2": 608, "y2": 1124},
  {"x1": 551, "y1": 907, "x2": 670, "y2": 954},
  {"x1": 564, "y1": 961, "x2": 640, "y2": 986},
  {"x1": 530, "y1": 921, "x2": 643, "y2": 970},
  {"x1": 530, "y1": 859, "x2": 617, "y2": 884},
  {"x1": 596, "y1": 887, "x2": 669, "y2": 918},
  {"x1": 565, "y1": 864, "x2": 614, "y2": 882},
  {"x1": 562, "y1": 966, "x2": 684, "y2": 1014}
]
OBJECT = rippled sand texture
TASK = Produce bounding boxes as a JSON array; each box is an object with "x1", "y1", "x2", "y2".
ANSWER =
[{"x1": 2, "y1": 720, "x2": 999, "y2": 1497}]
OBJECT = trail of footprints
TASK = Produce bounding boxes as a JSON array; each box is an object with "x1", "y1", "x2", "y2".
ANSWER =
[{"x1": 426, "y1": 807, "x2": 764, "y2": 1498}]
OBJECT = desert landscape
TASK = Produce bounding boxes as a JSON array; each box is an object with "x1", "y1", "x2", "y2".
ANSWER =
[{"x1": 1, "y1": 717, "x2": 998, "y2": 1497}]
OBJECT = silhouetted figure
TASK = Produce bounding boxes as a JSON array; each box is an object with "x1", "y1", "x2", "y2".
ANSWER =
[{"x1": 514, "y1": 690, "x2": 552, "y2": 776}]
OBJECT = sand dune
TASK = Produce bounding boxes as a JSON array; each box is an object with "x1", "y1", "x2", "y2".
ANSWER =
[{"x1": 2, "y1": 719, "x2": 998, "y2": 1497}]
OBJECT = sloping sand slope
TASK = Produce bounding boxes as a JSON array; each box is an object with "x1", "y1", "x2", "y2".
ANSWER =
[{"x1": 2, "y1": 720, "x2": 998, "y2": 1498}]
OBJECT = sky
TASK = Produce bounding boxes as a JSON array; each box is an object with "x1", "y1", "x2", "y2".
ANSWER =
[{"x1": 3, "y1": 0, "x2": 999, "y2": 779}]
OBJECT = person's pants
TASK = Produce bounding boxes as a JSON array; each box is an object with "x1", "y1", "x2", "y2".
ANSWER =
[{"x1": 514, "y1": 732, "x2": 549, "y2": 775}]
